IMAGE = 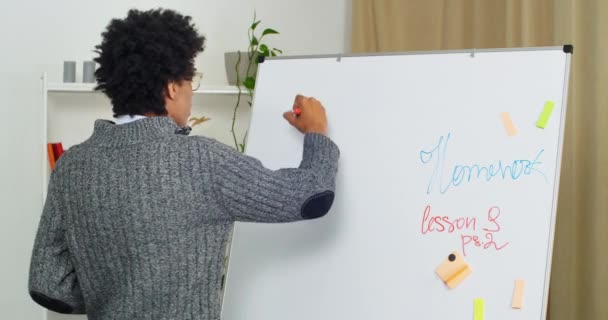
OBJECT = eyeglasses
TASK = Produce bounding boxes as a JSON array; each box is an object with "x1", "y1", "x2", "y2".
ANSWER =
[{"x1": 191, "y1": 72, "x2": 203, "y2": 91}]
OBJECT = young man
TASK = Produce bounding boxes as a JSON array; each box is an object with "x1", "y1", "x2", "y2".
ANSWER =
[{"x1": 28, "y1": 8, "x2": 339, "y2": 320}]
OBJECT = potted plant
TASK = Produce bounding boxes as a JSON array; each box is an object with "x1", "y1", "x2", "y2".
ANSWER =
[
  {"x1": 191, "y1": 12, "x2": 282, "y2": 152},
  {"x1": 228, "y1": 12, "x2": 282, "y2": 152}
]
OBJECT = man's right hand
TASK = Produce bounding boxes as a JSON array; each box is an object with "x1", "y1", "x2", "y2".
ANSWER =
[{"x1": 283, "y1": 94, "x2": 328, "y2": 136}]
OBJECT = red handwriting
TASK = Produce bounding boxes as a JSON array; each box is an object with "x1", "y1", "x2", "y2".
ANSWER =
[
  {"x1": 461, "y1": 233, "x2": 509, "y2": 256},
  {"x1": 482, "y1": 206, "x2": 502, "y2": 232},
  {"x1": 421, "y1": 205, "x2": 477, "y2": 234},
  {"x1": 421, "y1": 205, "x2": 510, "y2": 256}
]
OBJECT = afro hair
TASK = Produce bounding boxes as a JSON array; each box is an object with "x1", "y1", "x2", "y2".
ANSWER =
[{"x1": 93, "y1": 8, "x2": 205, "y2": 117}]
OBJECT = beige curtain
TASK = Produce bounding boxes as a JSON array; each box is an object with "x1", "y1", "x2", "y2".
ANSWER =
[{"x1": 353, "y1": 1, "x2": 608, "y2": 319}]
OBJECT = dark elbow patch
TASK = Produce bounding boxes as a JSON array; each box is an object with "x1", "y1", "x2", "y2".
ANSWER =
[
  {"x1": 30, "y1": 291, "x2": 74, "y2": 314},
  {"x1": 301, "y1": 191, "x2": 335, "y2": 219}
]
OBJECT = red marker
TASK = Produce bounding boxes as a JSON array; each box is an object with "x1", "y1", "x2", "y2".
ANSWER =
[{"x1": 294, "y1": 106, "x2": 302, "y2": 116}]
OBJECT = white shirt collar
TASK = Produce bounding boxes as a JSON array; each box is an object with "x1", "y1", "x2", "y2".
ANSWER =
[{"x1": 115, "y1": 115, "x2": 147, "y2": 125}]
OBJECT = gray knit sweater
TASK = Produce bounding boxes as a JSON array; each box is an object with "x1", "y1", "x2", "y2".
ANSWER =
[{"x1": 29, "y1": 116, "x2": 340, "y2": 320}]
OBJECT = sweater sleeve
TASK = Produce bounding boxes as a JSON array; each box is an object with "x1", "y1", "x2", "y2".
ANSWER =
[
  {"x1": 28, "y1": 168, "x2": 86, "y2": 314},
  {"x1": 206, "y1": 133, "x2": 340, "y2": 222}
]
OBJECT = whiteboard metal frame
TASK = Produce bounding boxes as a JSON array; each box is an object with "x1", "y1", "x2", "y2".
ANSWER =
[
  {"x1": 540, "y1": 51, "x2": 572, "y2": 319},
  {"x1": 262, "y1": 45, "x2": 570, "y2": 61}
]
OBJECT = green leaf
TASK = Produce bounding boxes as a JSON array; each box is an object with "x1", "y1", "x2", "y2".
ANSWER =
[
  {"x1": 270, "y1": 51, "x2": 276, "y2": 57},
  {"x1": 251, "y1": 36, "x2": 259, "y2": 46},
  {"x1": 259, "y1": 44, "x2": 270, "y2": 56},
  {"x1": 243, "y1": 76, "x2": 256, "y2": 90},
  {"x1": 262, "y1": 28, "x2": 279, "y2": 36},
  {"x1": 251, "y1": 20, "x2": 261, "y2": 30},
  {"x1": 259, "y1": 48, "x2": 270, "y2": 57},
  {"x1": 272, "y1": 48, "x2": 283, "y2": 54}
]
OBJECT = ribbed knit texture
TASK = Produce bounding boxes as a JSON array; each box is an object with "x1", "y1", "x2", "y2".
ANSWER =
[{"x1": 29, "y1": 116, "x2": 340, "y2": 320}]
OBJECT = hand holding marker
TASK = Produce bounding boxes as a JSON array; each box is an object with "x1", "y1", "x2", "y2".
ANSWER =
[{"x1": 283, "y1": 94, "x2": 328, "y2": 136}]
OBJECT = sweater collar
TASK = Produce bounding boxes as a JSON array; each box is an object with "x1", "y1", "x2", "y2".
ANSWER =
[{"x1": 88, "y1": 116, "x2": 184, "y2": 146}]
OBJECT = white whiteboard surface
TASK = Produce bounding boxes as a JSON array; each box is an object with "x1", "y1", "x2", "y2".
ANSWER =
[{"x1": 222, "y1": 47, "x2": 570, "y2": 320}]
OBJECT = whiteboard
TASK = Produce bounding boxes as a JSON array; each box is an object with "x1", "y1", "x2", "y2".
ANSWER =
[{"x1": 222, "y1": 47, "x2": 571, "y2": 320}]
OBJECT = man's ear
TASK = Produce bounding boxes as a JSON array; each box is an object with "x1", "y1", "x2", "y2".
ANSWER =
[{"x1": 166, "y1": 81, "x2": 178, "y2": 100}]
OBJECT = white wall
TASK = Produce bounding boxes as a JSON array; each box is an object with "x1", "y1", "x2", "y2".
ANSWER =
[{"x1": 0, "y1": 0, "x2": 350, "y2": 319}]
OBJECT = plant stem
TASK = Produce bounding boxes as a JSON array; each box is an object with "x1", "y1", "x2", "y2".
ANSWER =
[
  {"x1": 245, "y1": 20, "x2": 258, "y2": 102},
  {"x1": 231, "y1": 51, "x2": 243, "y2": 151},
  {"x1": 240, "y1": 130, "x2": 248, "y2": 153}
]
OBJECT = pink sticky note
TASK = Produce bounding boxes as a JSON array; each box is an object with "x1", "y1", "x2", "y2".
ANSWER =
[
  {"x1": 500, "y1": 112, "x2": 517, "y2": 136},
  {"x1": 512, "y1": 279, "x2": 525, "y2": 309}
]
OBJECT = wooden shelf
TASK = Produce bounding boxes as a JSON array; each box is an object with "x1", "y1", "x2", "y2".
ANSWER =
[{"x1": 47, "y1": 82, "x2": 242, "y2": 95}]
